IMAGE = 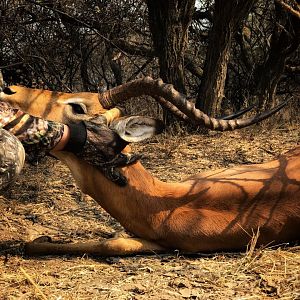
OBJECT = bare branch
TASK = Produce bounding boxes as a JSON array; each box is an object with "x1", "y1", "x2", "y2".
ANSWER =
[
  {"x1": 193, "y1": 9, "x2": 213, "y2": 22},
  {"x1": 285, "y1": 64, "x2": 300, "y2": 73},
  {"x1": 275, "y1": 0, "x2": 300, "y2": 19}
]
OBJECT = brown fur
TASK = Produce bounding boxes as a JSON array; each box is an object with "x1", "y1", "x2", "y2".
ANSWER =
[{"x1": 0, "y1": 85, "x2": 104, "y2": 122}]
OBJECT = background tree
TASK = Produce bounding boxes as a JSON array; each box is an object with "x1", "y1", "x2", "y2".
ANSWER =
[
  {"x1": 196, "y1": 0, "x2": 256, "y2": 115},
  {"x1": 146, "y1": 0, "x2": 195, "y2": 94},
  {"x1": 0, "y1": 0, "x2": 299, "y2": 122}
]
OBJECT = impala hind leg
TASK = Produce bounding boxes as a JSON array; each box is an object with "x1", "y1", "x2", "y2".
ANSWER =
[{"x1": 24, "y1": 236, "x2": 166, "y2": 257}]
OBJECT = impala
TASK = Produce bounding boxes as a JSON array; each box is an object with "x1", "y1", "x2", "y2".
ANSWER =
[
  {"x1": 26, "y1": 118, "x2": 300, "y2": 256},
  {"x1": 0, "y1": 76, "x2": 298, "y2": 256}
]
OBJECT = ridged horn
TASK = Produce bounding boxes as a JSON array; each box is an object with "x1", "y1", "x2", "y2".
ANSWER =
[{"x1": 98, "y1": 77, "x2": 288, "y2": 131}]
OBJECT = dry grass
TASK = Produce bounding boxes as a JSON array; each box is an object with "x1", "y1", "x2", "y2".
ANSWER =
[{"x1": 0, "y1": 125, "x2": 299, "y2": 299}]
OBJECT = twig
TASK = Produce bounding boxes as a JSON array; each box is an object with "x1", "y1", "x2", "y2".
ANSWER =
[
  {"x1": 27, "y1": 0, "x2": 143, "y2": 72},
  {"x1": 259, "y1": 146, "x2": 276, "y2": 155},
  {"x1": 20, "y1": 267, "x2": 48, "y2": 300},
  {"x1": 0, "y1": 62, "x2": 27, "y2": 69},
  {"x1": 275, "y1": 0, "x2": 300, "y2": 19}
]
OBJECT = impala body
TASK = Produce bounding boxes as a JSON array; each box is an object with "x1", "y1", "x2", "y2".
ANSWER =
[{"x1": 47, "y1": 144, "x2": 300, "y2": 254}]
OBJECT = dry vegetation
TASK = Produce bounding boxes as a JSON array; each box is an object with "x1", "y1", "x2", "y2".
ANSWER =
[{"x1": 0, "y1": 124, "x2": 300, "y2": 299}]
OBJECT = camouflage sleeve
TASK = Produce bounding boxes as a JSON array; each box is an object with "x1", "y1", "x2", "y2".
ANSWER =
[{"x1": 0, "y1": 101, "x2": 64, "y2": 160}]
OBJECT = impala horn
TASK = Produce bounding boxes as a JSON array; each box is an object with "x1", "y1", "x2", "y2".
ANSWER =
[{"x1": 98, "y1": 77, "x2": 288, "y2": 132}]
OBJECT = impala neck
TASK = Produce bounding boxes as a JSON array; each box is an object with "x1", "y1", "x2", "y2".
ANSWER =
[{"x1": 52, "y1": 151, "x2": 192, "y2": 239}]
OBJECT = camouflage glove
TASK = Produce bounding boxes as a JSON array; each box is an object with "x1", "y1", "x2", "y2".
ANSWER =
[{"x1": 64, "y1": 117, "x2": 140, "y2": 186}]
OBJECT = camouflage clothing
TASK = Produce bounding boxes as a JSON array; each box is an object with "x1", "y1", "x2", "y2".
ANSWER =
[
  {"x1": 0, "y1": 102, "x2": 64, "y2": 154},
  {"x1": 0, "y1": 129, "x2": 25, "y2": 190},
  {"x1": 0, "y1": 101, "x2": 64, "y2": 190}
]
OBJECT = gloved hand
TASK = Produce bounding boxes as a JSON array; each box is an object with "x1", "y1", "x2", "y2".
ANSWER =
[{"x1": 63, "y1": 116, "x2": 140, "y2": 186}]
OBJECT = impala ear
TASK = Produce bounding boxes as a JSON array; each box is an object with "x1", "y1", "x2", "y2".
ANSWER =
[{"x1": 110, "y1": 116, "x2": 165, "y2": 142}]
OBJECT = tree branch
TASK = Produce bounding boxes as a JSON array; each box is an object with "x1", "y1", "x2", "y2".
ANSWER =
[
  {"x1": 285, "y1": 64, "x2": 300, "y2": 73},
  {"x1": 193, "y1": 9, "x2": 213, "y2": 22},
  {"x1": 112, "y1": 39, "x2": 203, "y2": 79},
  {"x1": 275, "y1": 0, "x2": 300, "y2": 19},
  {"x1": 112, "y1": 39, "x2": 155, "y2": 57}
]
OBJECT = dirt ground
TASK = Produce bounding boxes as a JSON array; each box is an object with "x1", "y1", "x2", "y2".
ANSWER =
[{"x1": 0, "y1": 125, "x2": 299, "y2": 300}]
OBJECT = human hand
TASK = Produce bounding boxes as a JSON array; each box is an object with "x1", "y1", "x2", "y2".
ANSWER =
[{"x1": 63, "y1": 116, "x2": 140, "y2": 186}]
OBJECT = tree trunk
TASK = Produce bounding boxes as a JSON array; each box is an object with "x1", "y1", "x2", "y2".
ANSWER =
[
  {"x1": 196, "y1": 0, "x2": 255, "y2": 116},
  {"x1": 253, "y1": 2, "x2": 300, "y2": 109},
  {"x1": 146, "y1": 0, "x2": 195, "y2": 123}
]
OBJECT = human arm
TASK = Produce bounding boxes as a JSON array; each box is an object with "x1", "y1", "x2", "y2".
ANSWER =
[
  {"x1": 0, "y1": 101, "x2": 138, "y2": 185},
  {"x1": 0, "y1": 101, "x2": 67, "y2": 159}
]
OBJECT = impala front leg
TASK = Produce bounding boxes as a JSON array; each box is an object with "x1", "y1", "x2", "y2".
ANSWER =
[{"x1": 25, "y1": 236, "x2": 166, "y2": 257}]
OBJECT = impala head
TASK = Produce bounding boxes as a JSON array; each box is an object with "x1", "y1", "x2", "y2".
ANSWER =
[
  {"x1": 0, "y1": 85, "x2": 108, "y2": 124},
  {"x1": 0, "y1": 70, "x2": 107, "y2": 123}
]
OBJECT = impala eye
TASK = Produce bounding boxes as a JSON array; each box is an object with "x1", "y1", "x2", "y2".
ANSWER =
[{"x1": 69, "y1": 103, "x2": 87, "y2": 114}]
